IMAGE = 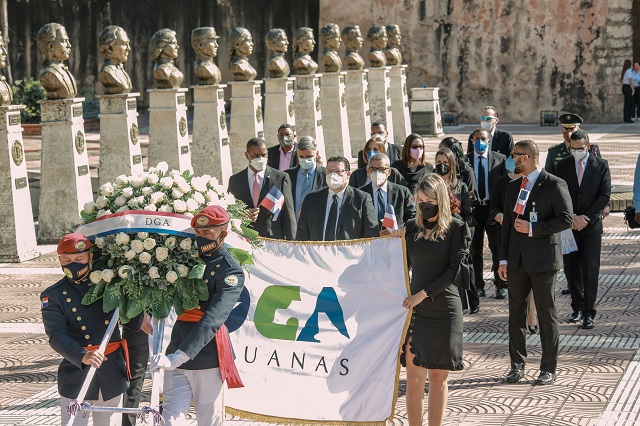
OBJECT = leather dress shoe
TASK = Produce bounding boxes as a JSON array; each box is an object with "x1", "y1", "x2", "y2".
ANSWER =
[
  {"x1": 476, "y1": 287, "x2": 486, "y2": 297},
  {"x1": 528, "y1": 325, "x2": 539, "y2": 334},
  {"x1": 561, "y1": 288, "x2": 571, "y2": 295},
  {"x1": 582, "y1": 315, "x2": 595, "y2": 329},
  {"x1": 506, "y1": 368, "x2": 523, "y2": 383},
  {"x1": 470, "y1": 307, "x2": 480, "y2": 314},
  {"x1": 568, "y1": 311, "x2": 583, "y2": 323},
  {"x1": 496, "y1": 288, "x2": 507, "y2": 299},
  {"x1": 535, "y1": 371, "x2": 556, "y2": 385}
]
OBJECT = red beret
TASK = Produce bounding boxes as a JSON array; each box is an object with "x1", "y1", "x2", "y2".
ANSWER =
[
  {"x1": 57, "y1": 233, "x2": 92, "y2": 255},
  {"x1": 191, "y1": 205, "x2": 230, "y2": 228}
]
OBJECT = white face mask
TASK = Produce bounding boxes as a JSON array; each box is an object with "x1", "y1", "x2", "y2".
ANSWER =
[
  {"x1": 250, "y1": 157, "x2": 266, "y2": 171},
  {"x1": 480, "y1": 121, "x2": 493, "y2": 131},
  {"x1": 571, "y1": 148, "x2": 587, "y2": 161},
  {"x1": 326, "y1": 172, "x2": 345, "y2": 190},
  {"x1": 371, "y1": 170, "x2": 387, "y2": 187}
]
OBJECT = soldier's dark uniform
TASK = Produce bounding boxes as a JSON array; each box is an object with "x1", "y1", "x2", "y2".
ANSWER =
[{"x1": 545, "y1": 113, "x2": 601, "y2": 175}]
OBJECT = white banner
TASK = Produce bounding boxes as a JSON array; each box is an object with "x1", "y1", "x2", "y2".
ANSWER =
[{"x1": 226, "y1": 237, "x2": 410, "y2": 424}]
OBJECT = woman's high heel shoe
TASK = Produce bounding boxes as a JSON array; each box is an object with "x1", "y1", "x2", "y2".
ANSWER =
[{"x1": 528, "y1": 325, "x2": 538, "y2": 334}]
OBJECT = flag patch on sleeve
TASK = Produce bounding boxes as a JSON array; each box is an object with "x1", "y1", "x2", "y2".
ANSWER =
[{"x1": 41, "y1": 297, "x2": 49, "y2": 308}]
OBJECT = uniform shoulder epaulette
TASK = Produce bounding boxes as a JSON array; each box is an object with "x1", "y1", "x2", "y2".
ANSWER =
[{"x1": 548, "y1": 143, "x2": 563, "y2": 150}]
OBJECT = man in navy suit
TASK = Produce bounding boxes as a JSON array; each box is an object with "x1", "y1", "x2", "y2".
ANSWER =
[
  {"x1": 466, "y1": 106, "x2": 514, "y2": 157},
  {"x1": 228, "y1": 137, "x2": 297, "y2": 240},
  {"x1": 284, "y1": 136, "x2": 327, "y2": 218},
  {"x1": 357, "y1": 121, "x2": 402, "y2": 169},
  {"x1": 267, "y1": 123, "x2": 298, "y2": 171},
  {"x1": 554, "y1": 130, "x2": 611, "y2": 329}
]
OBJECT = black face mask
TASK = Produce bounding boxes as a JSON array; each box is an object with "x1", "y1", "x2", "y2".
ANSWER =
[
  {"x1": 196, "y1": 234, "x2": 225, "y2": 257},
  {"x1": 419, "y1": 201, "x2": 439, "y2": 222},
  {"x1": 63, "y1": 262, "x2": 90, "y2": 283},
  {"x1": 434, "y1": 163, "x2": 450, "y2": 176}
]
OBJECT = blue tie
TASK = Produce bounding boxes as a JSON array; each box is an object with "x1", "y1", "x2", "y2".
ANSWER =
[
  {"x1": 377, "y1": 188, "x2": 385, "y2": 223},
  {"x1": 478, "y1": 156, "x2": 486, "y2": 201}
]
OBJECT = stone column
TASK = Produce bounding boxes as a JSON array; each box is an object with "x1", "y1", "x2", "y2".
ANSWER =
[
  {"x1": 389, "y1": 65, "x2": 411, "y2": 143},
  {"x1": 345, "y1": 69, "x2": 371, "y2": 158},
  {"x1": 0, "y1": 106, "x2": 38, "y2": 261},
  {"x1": 229, "y1": 80, "x2": 264, "y2": 173},
  {"x1": 147, "y1": 88, "x2": 192, "y2": 172},
  {"x1": 320, "y1": 72, "x2": 352, "y2": 159},
  {"x1": 98, "y1": 93, "x2": 143, "y2": 186},
  {"x1": 191, "y1": 84, "x2": 232, "y2": 186},
  {"x1": 38, "y1": 98, "x2": 93, "y2": 243},
  {"x1": 367, "y1": 67, "x2": 395, "y2": 144},
  {"x1": 264, "y1": 77, "x2": 296, "y2": 147},
  {"x1": 410, "y1": 87, "x2": 444, "y2": 137},
  {"x1": 293, "y1": 74, "x2": 326, "y2": 162}
]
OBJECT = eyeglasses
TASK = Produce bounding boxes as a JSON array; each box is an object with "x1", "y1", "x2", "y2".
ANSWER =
[
  {"x1": 511, "y1": 152, "x2": 528, "y2": 159},
  {"x1": 328, "y1": 170, "x2": 347, "y2": 176},
  {"x1": 368, "y1": 167, "x2": 389, "y2": 173},
  {"x1": 480, "y1": 115, "x2": 496, "y2": 121}
]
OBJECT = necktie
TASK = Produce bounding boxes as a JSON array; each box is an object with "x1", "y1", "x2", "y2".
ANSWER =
[
  {"x1": 477, "y1": 156, "x2": 486, "y2": 200},
  {"x1": 325, "y1": 194, "x2": 338, "y2": 241},
  {"x1": 577, "y1": 160, "x2": 585, "y2": 186},
  {"x1": 301, "y1": 172, "x2": 312, "y2": 199},
  {"x1": 252, "y1": 173, "x2": 260, "y2": 208},
  {"x1": 377, "y1": 189, "x2": 385, "y2": 224},
  {"x1": 520, "y1": 176, "x2": 529, "y2": 190}
]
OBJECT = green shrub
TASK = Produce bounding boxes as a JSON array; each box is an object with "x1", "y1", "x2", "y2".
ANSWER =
[{"x1": 11, "y1": 78, "x2": 46, "y2": 124}]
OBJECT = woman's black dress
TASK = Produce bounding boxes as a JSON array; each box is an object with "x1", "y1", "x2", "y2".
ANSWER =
[
  {"x1": 401, "y1": 218, "x2": 467, "y2": 371},
  {"x1": 391, "y1": 160, "x2": 435, "y2": 192}
]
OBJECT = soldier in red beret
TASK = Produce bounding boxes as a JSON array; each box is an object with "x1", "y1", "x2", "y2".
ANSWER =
[{"x1": 151, "y1": 205, "x2": 245, "y2": 426}]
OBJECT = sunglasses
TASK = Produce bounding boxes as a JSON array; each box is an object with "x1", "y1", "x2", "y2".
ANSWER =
[
  {"x1": 511, "y1": 152, "x2": 528, "y2": 159},
  {"x1": 480, "y1": 115, "x2": 496, "y2": 121}
]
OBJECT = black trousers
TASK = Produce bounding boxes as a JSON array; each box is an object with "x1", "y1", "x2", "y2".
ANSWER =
[
  {"x1": 471, "y1": 205, "x2": 502, "y2": 289},
  {"x1": 623, "y1": 84, "x2": 635, "y2": 122},
  {"x1": 634, "y1": 86, "x2": 640, "y2": 118},
  {"x1": 508, "y1": 265, "x2": 559, "y2": 373},
  {"x1": 485, "y1": 223, "x2": 507, "y2": 289},
  {"x1": 122, "y1": 327, "x2": 150, "y2": 426},
  {"x1": 563, "y1": 231, "x2": 602, "y2": 317},
  {"x1": 459, "y1": 227, "x2": 479, "y2": 310}
]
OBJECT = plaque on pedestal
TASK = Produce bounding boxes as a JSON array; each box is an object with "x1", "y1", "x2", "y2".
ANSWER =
[
  {"x1": 293, "y1": 74, "x2": 325, "y2": 162},
  {"x1": 191, "y1": 84, "x2": 232, "y2": 186},
  {"x1": 38, "y1": 98, "x2": 94, "y2": 243},
  {"x1": 367, "y1": 67, "x2": 395, "y2": 144},
  {"x1": 264, "y1": 77, "x2": 296, "y2": 148},
  {"x1": 229, "y1": 80, "x2": 264, "y2": 173},
  {"x1": 345, "y1": 69, "x2": 371, "y2": 158},
  {"x1": 410, "y1": 87, "x2": 444, "y2": 137},
  {"x1": 147, "y1": 88, "x2": 192, "y2": 172},
  {"x1": 0, "y1": 106, "x2": 38, "y2": 261},
  {"x1": 98, "y1": 93, "x2": 143, "y2": 186},
  {"x1": 389, "y1": 65, "x2": 411, "y2": 142},
  {"x1": 320, "y1": 72, "x2": 352, "y2": 159}
]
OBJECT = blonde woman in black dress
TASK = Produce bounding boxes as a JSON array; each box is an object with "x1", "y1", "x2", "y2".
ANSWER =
[{"x1": 392, "y1": 173, "x2": 467, "y2": 426}]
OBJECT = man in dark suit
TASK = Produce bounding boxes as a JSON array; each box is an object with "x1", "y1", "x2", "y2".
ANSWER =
[
  {"x1": 357, "y1": 121, "x2": 402, "y2": 169},
  {"x1": 554, "y1": 130, "x2": 611, "y2": 329},
  {"x1": 228, "y1": 137, "x2": 297, "y2": 240},
  {"x1": 359, "y1": 153, "x2": 415, "y2": 234},
  {"x1": 284, "y1": 135, "x2": 327, "y2": 218},
  {"x1": 267, "y1": 123, "x2": 298, "y2": 171},
  {"x1": 467, "y1": 128, "x2": 508, "y2": 301},
  {"x1": 297, "y1": 155, "x2": 378, "y2": 241},
  {"x1": 498, "y1": 140, "x2": 573, "y2": 385},
  {"x1": 466, "y1": 106, "x2": 514, "y2": 157}
]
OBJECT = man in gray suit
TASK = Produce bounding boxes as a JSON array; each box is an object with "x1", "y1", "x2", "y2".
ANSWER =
[{"x1": 284, "y1": 136, "x2": 327, "y2": 218}]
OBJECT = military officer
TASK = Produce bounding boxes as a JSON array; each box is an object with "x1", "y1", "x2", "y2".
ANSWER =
[
  {"x1": 545, "y1": 113, "x2": 601, "y2": 175},
  {"x1": 41, "y1": 233, "x2": 133, "y2": 426},
  {"x1": 151, "y1": 205, "x2": 245, "y2": 426}
]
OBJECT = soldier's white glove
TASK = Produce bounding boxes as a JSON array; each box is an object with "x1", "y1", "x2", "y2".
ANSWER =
[{"x1": 150, "y1": 350, "x2": 190, "y2": 372}]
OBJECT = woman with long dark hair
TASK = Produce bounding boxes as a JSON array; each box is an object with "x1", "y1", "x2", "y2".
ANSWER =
[{"x1": 391, "y1": 133, "x2": 434, "y2": 192}]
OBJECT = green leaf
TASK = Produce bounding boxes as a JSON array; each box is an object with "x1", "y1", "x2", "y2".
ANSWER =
[
  {"x1": 228, "y1": 247, "x2": 254, "y2": 266},
  {"x1": 126, "y1": 297, "x2": 145, "y2": 320},
  {"x1": 240, "y1": 225, "x2": 260, "y2": 239},
  {"x1": 153, "y1": 293, "x2": 173, "y2": 319},
  {"x1": 81, "y1": 282, "x2": 105, "y2": 305},
  {"x1": 119, "y1": 296, "x2": 130, "y2": 324},
  {"x1": 188, "y1": 262, "x2": 206, "y2": 280},
  {"x1": 103, "y1": 283, "x2": 122, "y2": 312},
  {"x1": 173, "y1": 292, "x2": 184, "y2": 316},
  {"x1": 195, "y1": 279, "x2": 209, "y2": 301}
]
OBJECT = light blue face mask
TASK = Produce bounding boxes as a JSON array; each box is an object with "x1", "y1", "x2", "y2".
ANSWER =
[
  {"x1": 299, "y1": 158, "x2": 315, "y2": 170},
  {"x1": 474, "y1": 139, "x2": 488, "y2": 154},
  {"x1": 367, "y1": 150, "x2": 380, "y2": 161},
  {"x1": 505, "y1": 156, "x2": 516, "y2": 173}
]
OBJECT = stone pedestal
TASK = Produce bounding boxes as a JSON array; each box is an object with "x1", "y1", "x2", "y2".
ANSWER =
[
  {"x1": 367, "y1": 67, "x2": 395, "y2": 144},
  {"x1": 264, "y1": 78, "x2": 296, "y2": 148},
  {"x1": 147, "y1": 88, "x2": 192, "y2": 172},
  {"x1": 98, "y1": 93, "x2": 143, "y2": 186},
  {"x1": 293, "y1": 74, "x2": 326, "y2": 162},
  {"x1": 320, "y1": 72, "x2": 352, "y2": 159},
  {"x1": 0, "y1": 106, "x2": 38, "y2": 261},
  {"x1": 191, "y1": 84, "x2": 232, "y2": 186},
  {"x1": 410, "y1": 87, "x2": 444, "y2": 137},
  {"x1": 229, "y1": 81, "x2": 264, "y2": 173},
  {"x1": 389, "y1": 65, "x2": 411, "y2": 143},
  {"x1": 38, "y1": 98, "x2": 93, "y2": 244},
  {"x1": 345, "y1": 69, "x2": 371, "y2": 158}
]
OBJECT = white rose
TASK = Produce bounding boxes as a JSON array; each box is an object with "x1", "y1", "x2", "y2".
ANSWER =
[
  {"x1": 165, "y1": 237, "x2": 176, "y2": 248},
  {"x1": 150, "y1": 191, "x2": 165, "y2": 205},
  {"x1": 73, "y1": 216, "x2": 85, "y2": 226},
  {"x1": 130, "y1": 239, "x2": 144, "y2": 253},
  {"x1": 216, "y1": 199, "x2": 229, "y2": 209},
  {"x1": 130, "y1": 176, "x2": 145, "y2": 188},
  {"x1": 177, "y1": 180, "x2": 191, "y2": 194},
  {"x1": 224, "y1": 193, "x2": 236, "y2": 204},
  {"x1": 96, "y1": 209, "x2": 109, "y2": 219},
  {"x1": 144, "y1": 204, "x2": 158, "y2": 211},
  {"x1": 100, "y1": 182, "x2": 114, "y2": 196},
  {"x1": 114, "y1": 195, "x2": 127, "y2": 207},
  {"x1": 173, "y1": 199, "x2": 187, "y2": 213},
  {"x1": 201, "y1": 174, "x2": 212, "y2": 182},
  {"x1": 155, "y1": 246, "x2": 169, "y2": 262},
  {"x1": 148, "y1": 266, "x2": 161, "y2": 279},
  {"x1": 171, "y1": 188, "x2": 184, "y2": 199},
  {"x1": 127, "y1": 197, "x2": 139, "y2": 207},
  {"x1": 208, "y1": 177, "x2": 219, "y2": 188},
  {"x1": 160, "y1": 177, "x2": 174, "y2": 189},
  {"x1": 205, "y1": 190, "x2": 218, "y2": 203},
  {"x1": 158, "y1": 205, "x2": 173, "y2": 213},
  {"x1": 94, "y1": 237, "x2": 105, "y2": 248},
  {"x1": 148, "y1": 167, "x2": 157, "y2": 174},
  {"x1": 146, "y1": 173, "x2": 160, "y2": 184},
  {"x1": 186, "y1": 198, "x2": 199, "y2": 212},
  {"x1": 116, "y1": 206, "x2": 128, "y2": 213},
  {"x1": 137, "y1": 232, "x2": 149, "y2": 239},
  {"x1": 179, "y1": 238, "x2": 192, "y2": 250},
  {"x1": 83, "y1": 201, "x2": 97, "y2": 213},
  {"x1": 115, "y1": 232, "x2": 130, "y2": 245},
  {"x1": 141, "y1": 186, "x2": 153, "y2": 196},
  {"x1": 89, "y1": 271, "x2": 102, "y2": 284},
  {"x1": 169, "y1": 170, "x2": 182, "y2": 178},
  {"x1": 95, "y1": 195, "x2": 109, "y2": 209},
  {"x1": 138, "y1": 252, "x2": 152, "y2": 264},
  {"x1": 118, "y1": 265, "x2": 129, "y2": 279},
  {"x1": 192, "y1": 191, "x2": 205, "y2": 205},
  {"x1": 156, "y1": 161, "x2": 169, "y2": 173},
  {"x1": 101, "y1": 269, "x2": 115, "y2": 283},
  {"x1": 115, "y1": 175, "x2": 129, "y2": 186},
  {"x1": 230, "y1": 218, "x2": 242, "y2": 231},
  {"x1": 143, "y1": 238, "x2": 156, "y2": 250},
  {"x1": 191, "y1": 177, "x2": 208, "y2": 192},
  {"x1": 124, "y1": 249, "x2": 136, "y2": 260},
  {"x1": 184, "y1": 212, "x2": 194, "y2": 217},
  {"x1": 177, "y1": 264, "x2": 189, "y2": 278},
  {"x1": 166, "y1": 270, "x2": 178, "y2": 284},
  {"x1": 121, "y1": 187, "x2": 134, "y2": 199}
]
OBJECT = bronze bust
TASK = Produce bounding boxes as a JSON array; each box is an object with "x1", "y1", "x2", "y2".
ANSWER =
[
  {"x1": 151, "y1": 28, "x2": 184, "y2": 89},
  {"x1": 37, "y1": 23, "x2": 77, "y2": 100},
  {"x1": 367, "y1": 25, "x2": 388, "y2": 68},
  {"x1": 292, "y1": 27, "x2": 318, "y2": 75},
  {"x1": 229, "y1": 27, "x2": 257, "y2": 82},
  {"x1": 98, "y1": 26, "x2": 132, "y2": 95},
  {"x1": 0, "y1": 31, "x2": 12, "y2": 105},
  {"x1": 385, "y1": 24, "x2": 402, "y2": 65},
  {"x1": 320, "y1": 23, "x2": 342, "y2": 73},
  {"x1": 192, "y1": 27, "x2": 222, "y2": 85},
  {"x1": 341, "y1": 25, "x2": 365, "y2": 71},
  {"x1": 265, "y1": 28, "x2": 290, "y2": 78}
]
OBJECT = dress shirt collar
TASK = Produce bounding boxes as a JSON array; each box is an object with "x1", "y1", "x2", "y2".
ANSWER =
[
  {"x1": 574, "y1": 151, "x2": 590, "y2": 166},
  {"x1": 248, "y1": 166, "x2": 266, "y2": 180},
  {"x1": 474, "y1": 150, "x2": 488, "y2": 160},
  {"x1": 524, "y1": 166, "x2": 543, "y2": 188},
  {"x1": 328, "y1": 186, "x2": 347, "y2": 203},
  {"x1": 371, "y1": 180, "x2": 389, "y2": 192}
]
